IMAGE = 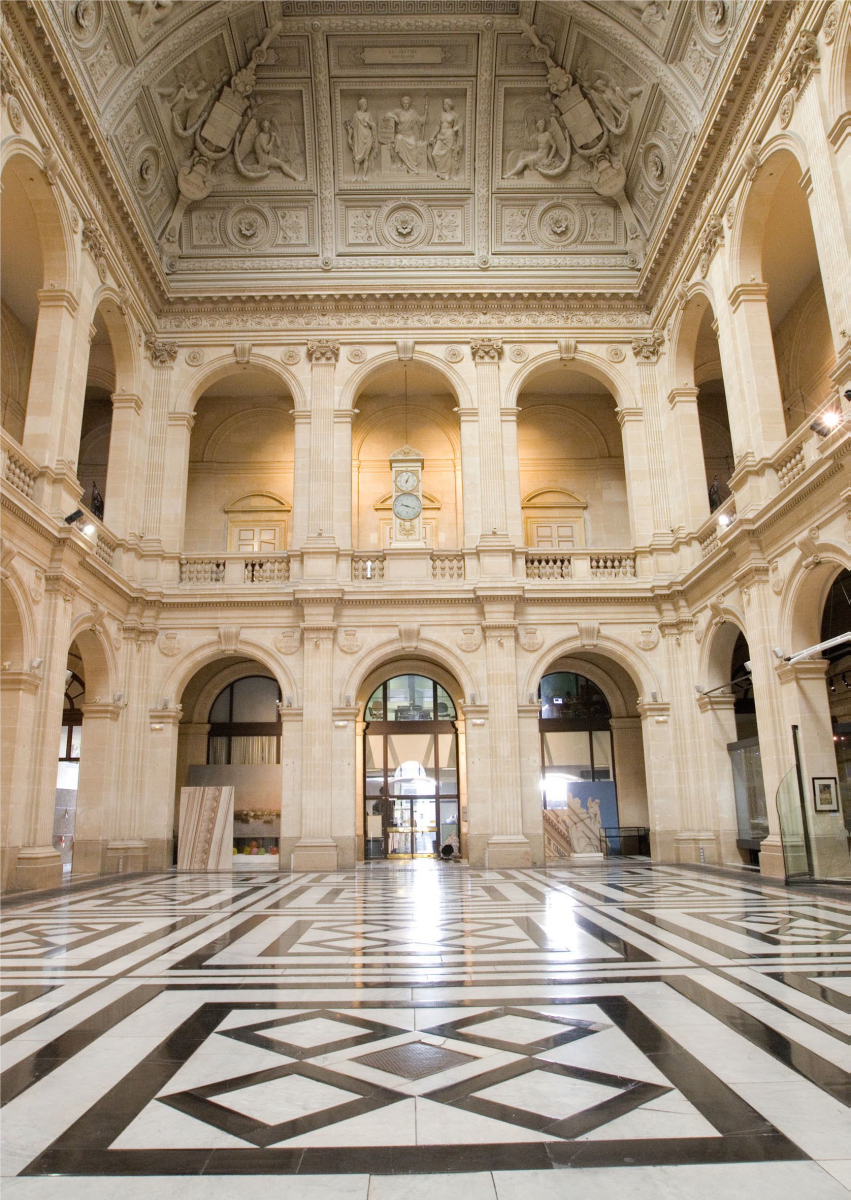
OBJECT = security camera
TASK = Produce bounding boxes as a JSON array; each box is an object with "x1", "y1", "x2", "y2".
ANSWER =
[{"x1": 844, "y1": 389, "x2": 851, "y2": 401}]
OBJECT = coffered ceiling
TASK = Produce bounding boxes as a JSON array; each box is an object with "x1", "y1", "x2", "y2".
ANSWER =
[{"x1": 34, "y1": 0, "x2": 754, "y2": 298}]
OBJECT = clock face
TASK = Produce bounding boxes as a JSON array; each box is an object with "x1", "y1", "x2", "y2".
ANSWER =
[
  {"x1": 392, "y1": 492, "x2": 423, "y2": 521},
  {"x1": 396, "y1": 470, "x2": 419, "y2": 492}
]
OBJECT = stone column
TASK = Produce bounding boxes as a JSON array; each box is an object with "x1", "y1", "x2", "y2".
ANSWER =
[
  {"x1": 22, "y1": 288, "x2": 83, "y2": 516},
  {"x1": 637, "y1": 699, "x2": 676, "y2": 860},
  {"x1": 333, "y1": 407, "x2": 355, "y2": 552},
  {"x1": 104, "y1": 393, "x2": 144, "y2": 540},
  {"x1": 72, "y1": 701, "x2": 121, "y2": 877},
  {"x1": 608, "y1": 716, "x2": 649, "y2": 828},
  {"x1": 457, "y1": 404, "x2": 480, "y2": 548},
  {"x1": 736, "y1": 562, "x2": 788, "y2": 878},
  {"x1": 13, "y1": 570, "x2": 76, "y2": 890},
  {"x1": 109, "y1": 624, "x2": 156, "y2": 873},
  {"x1": 289, "y1": 410, "x2": 312, "y2": 553},
  {"x1": 159, "y1": 412, "x2": 194, "y2": 561},
  {"x1": 790, "y1": 39, "x2": 851, "y2": 340},
  {"x1": 721, "y1": 284, "x2": 786, "y2": 465},
  {"x1": 303, "y1": 341, "x2": 340, "y2": 580},
  {"x1": 666, "y1": 388, "x2": 710, "y2": 532},
  {"x1": 631, "y1": 335, "x2": 671, "y2": 540},
  {"x1": 695, "y1": 694, "x2": 739, "y2": 864},
  {"x1": 292, "y1": 600, "x2": 338, "y2": 869},
  {"x1": 471, "y1": 339, "x2": 507, "y2": 539},
  {"x1": 500, "y1": 401, "x2": 524, "y2": 547},
  {"x1": 0, "y1": 669, "x2": 40, "y2": 890},
  {"x1": 142, "y1": 705, "x2": 182, "y2": 870},
  {"x1": 616, "y1": 406, "x2": 654, "y2": 545},
  {"x1": 517, "y1": 701, "x2": 545, "y2": 864},
  {"x1": 141, "y1": 338, "x2": 178, "y2": 559},
  {"x1": 777, "y1": 659, "x2": 851, "y2": 879},
  {"x1": 278, "y1": 703, "x2": 303, "y2": 866},
  {"x1": 56, "y1": 252, "x2": 101, "y2": 497},
  {"x1": 482, "y1": 602, "x2": 531, "y2": 867}
]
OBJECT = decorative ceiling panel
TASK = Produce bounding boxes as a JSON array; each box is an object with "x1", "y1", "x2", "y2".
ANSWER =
[{"x1": 42, "y1": 0, "x2": 748, "y2": 295}]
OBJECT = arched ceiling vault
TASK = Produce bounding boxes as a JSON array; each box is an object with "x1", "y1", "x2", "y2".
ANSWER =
[{"x1": 34, "y1": 0, "x2": 756, "y2": 299}]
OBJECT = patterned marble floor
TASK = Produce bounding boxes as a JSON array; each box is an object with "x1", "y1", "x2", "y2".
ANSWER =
[{"x1": 1, "y1": 859, "x2": 850, "y2": 1199}]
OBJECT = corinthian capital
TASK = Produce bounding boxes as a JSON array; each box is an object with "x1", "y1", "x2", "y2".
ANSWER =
[
  {"x1": 306, "y1": 339, "x2": 340, "y2": 364},
  {"x1": 631, "y1": 332, "x2": 664, "y2": 363},
  {"x1": 145, "y1": 335, "x2": 178, "y2": 367},
  {"x1": 470, "y1": 337, "x2": 503, "y2": 363}
]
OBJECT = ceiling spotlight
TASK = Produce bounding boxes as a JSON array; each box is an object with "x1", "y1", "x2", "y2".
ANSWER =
[
  {"x1": 810, "y1": 410, "x2": 842, "y2": 437},
  {"x1": 773, "y1": 647, "x2": 786, "y2": 660},
  {"x1": 64, "y1": 509, "x2": 84, "y2": 524},
  {"x1": 694, "y1": 684, "x2": 705, "y2": 695}
]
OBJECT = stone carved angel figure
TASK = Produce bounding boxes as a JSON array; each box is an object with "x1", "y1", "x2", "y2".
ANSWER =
[
  {"x1": 344, "y1": 97, "x2": 378, "y2": 180},
  {"x1": 234, "y1": 115, "x2": 304, "y2": 181},
  {"x1": 428, "y1": 98, "x2": 463, "y2": 181},
  {"x1": 158, "y1": 75, "x2": 217, "y2": 138}
]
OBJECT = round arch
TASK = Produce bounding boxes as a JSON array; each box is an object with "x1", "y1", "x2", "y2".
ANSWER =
[
  {"x1": 202, "y1": 406, "x2": 295, "y2": 462},
  {"x1": 0, "y1": 571, "x2": 36, "y2": 668},
  {"x1": 826, "y1": 12, "x2": 851, "y2": 129},
  {"x1": 732, "y1": 140, "x2": 811, "y2": 287},
  {"x1": 506, "y1": 350, "x2": 635, "y2": 412},
  {"x1": 522, "y1": 633, "x2": 660, "y2": 706},
  {"x1": 701, "y1": 617, "x2": 748, "y2": 692},
  {"x1": 669, "y1": 282, "x2": 720, "y2": 389},
  {"x1": 342, "y1": 637, "x2": 480, "y2": 711},
  {"x1": 159, "y1": 637, "x2": 299, "y2": 712},
  {"x1": 174, "y1": 352, "x2": 305, "y2": 416},
  {"x1": 516, "y1": 402, "x2": 610, "y2": 458},
  {"x1": 352, "y1": 401, "x2": 461, "y2": 459},
  {"x1": 780, "y1": 549, "x2": 851, "y2": 654},
  {"x1": 342, "y1": 348, "x2": 471, "y2": 412},
  {"x1": 89, "y1": 288, "x2": 140, "y2": 395},
  {"x1": 67, "y1": 619, "x2": 116, "y2": 700},
  {"x1": 0, "y1": 147, "x2": 74, "y2": 293},
  {"x1": 187, "y1": 658, "x2": 279, "y2": 726},
  {"x1": 537, "y1": 656, "x2": 634, "y2": 719}
]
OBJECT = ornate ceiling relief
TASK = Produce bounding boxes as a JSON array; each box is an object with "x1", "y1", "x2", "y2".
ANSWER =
[{"x1": 40, "y1": 0, "x2": 743, "y2": 295}]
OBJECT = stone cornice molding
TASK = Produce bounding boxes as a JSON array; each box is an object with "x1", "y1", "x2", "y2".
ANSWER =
[
  {"x1": 110, "y1": 392, "x2": 143, "y2": 414},
  {"x1": 0, "y1": 669, "x2": 41, "y2": 694},
  {"x1": 149, "y1": 706, "x2": 183, "y2": 727},
  {"x1": 728, "y1": 282, "x2": 770, "y2": 311},
  {"x1": 617, "y1": 406, "x2": 644, "y2": 427},
  {"x1": 35, "y1": 287, "x2": 78, "y2": 315},
  {"x1": 696, "y1": 693, "x2": 737, "y2": 714},
  {"x1": 79, "y1": 701, "x2": 122, "y2": 720},
  {"x1": 668, "y1": 387, "x2": 700, "y2": 407},
  {"x1": 776, "y1": 658, "x2": 830, "y2": 685},
  {"x1": 167, "y1": 411, "x2": 195, "y2": 430},
  {"x1": 44, "y1": 571, "x2": 79, "y2": 601}
]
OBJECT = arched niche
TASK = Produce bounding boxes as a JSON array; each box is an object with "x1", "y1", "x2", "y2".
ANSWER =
[
  {"x1": 223, "y1": 492, "x2": 292, "y2": 553},
  {"x1": 673, "y1": 291, "x2": 735, "y2": 505},
  {"x1": 521, "y1": 487, "x2": 588, "y2": 550},
  {"x1": 184, "y1": 366, "x2": 295, "y2": 553},
  {"x1": 352, "y1": 360, "x2": 462, "y2": 551},
  {"x1": 737, "y1": 148, "x2": 834, "y2": 436},
  {"x1": 516, "y1": 364, "x2": 629, "y2": 548}
]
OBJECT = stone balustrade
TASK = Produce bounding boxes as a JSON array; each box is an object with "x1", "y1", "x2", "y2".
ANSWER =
[
  {"x1": 525, "y1": 553, "x2": 572, "y2": 580},
  {"x1": 431, "y1": 553, "x2": 465, "y2": 580},
  {"x1": 352, "y1": 554, "x2": 385, "y2": 581},
  {"x1": 1, "y1": 433, "x2": 39, "y2": 500}
]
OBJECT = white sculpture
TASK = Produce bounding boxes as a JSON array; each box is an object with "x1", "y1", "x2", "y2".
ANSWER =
[
  {"x1": 387, "y1": 95, "x2": 429, "y2": 174},
  {"x1": 429, "y1": 98, "x2": 463, "y2": 180},
  {"x1": 345, "y1": 97, "x2": 378, "y2": 180}
]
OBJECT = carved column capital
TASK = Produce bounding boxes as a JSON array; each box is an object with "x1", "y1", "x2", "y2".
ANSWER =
[
  {"x1": 470, "y1": 337, "x2": 503, "y2": 363},
  {"x1": 306, "y1": 339, "x2": 340, "y2": 364},
  {"x1": 145, "y1": 336, "x2": 178, "y2": 367},
  {"x1": 631, "y1": 332, "x2": 664, "y2": 363}
]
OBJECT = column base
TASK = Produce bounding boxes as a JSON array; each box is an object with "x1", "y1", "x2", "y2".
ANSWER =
[
  {"x1": 12, "y1": 846, "x2": 63, "y2": 893},
  {"x1": 673, "y1": 831, "x2": 719, "y2": 865},
  {"x1": 485, "y1": 835, "x2": 532, "y2": 869},
  {"x1": 568, "y1": 852, "x2": 604, "y2": 864},
  {"x1": 71, "y1": 839, "x2": 108, "y2": 877},
  {"x1": 758, "y1": 834, "x2": 787, "y2": 880},
  {"x1": 291, "y1": 839, "x2": 339, "y2": 871},
  {"x1": 105, "y1": 840, "x2": 149, "y2": 875}
]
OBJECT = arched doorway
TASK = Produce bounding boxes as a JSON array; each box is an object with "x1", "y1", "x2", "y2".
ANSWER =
[
  {"x1": 176, "y1": 659, "x2": 284, "y2": 868},
  {"x1": 363, "y1": 673, "x2": 460, "y2": 859}
]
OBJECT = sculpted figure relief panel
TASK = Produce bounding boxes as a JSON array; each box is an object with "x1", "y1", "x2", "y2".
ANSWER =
[{"x1": 335, "y1": 84, "x2": 472, "y2": 190}]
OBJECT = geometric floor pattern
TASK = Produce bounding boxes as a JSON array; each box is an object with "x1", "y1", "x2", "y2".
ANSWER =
[{"x1": 2, "y1": 859, "x2": 851, "y2": 1198}]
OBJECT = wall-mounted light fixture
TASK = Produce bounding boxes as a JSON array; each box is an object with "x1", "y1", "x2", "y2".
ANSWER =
[
  {"x1": 810, "y1": 410, "x2": 842, "y2": 437},
  {"x1": 64, "y1": 510, "x2": 84, "y2": 525}
]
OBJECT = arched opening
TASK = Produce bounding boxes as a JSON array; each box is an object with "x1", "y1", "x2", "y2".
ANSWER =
[
  {"x1": 742, "y1": 150, "x2": 834, "y2": 436},
  {"x1": 537, "y1": 656, "x2": 648, "y2": 859},
  {"x1": 517, "y1": 365, "x2": 629, "y2": 549},
  {"x1": 0, "y1": 581, "x2": 31, "y2": 885},
  {"x1": 361, "y1": 669, "x2": 462, "y2": 860},
  {"x1": 53, "y1": 645, "x2": 85, "y2": 876},
  {"x1": 694, "y1": 306, "x2": 734, "y2": 508},
  {"x1": 185, "y1": 367, "x2": 295, "y2": 556},
  {"x1": 176, "y1": 658, "x2": 283, "y2": 867},
  {"x1": 77, "y1": 308, "x2": 115, "y2": 518},
  {"x1": 706, "y1": 622, "x2": 767, "y2": 865},
  {"x1": 352, "y1": 361, "x2": 462, "y2": 551},
  {"x1": 819, "y1": 569, "x2": 851, "y2": 833},
  {"x1": 0, "y1": 161, "x2": 45, "y2": 444}
]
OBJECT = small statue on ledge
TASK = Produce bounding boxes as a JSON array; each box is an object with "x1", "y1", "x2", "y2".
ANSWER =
[
  {"x1": 90, "y1": 479, "x2": 104, "y2": 521},
  {"x1": 708, "y1": 474, "x2": 721, "y2": 513}
]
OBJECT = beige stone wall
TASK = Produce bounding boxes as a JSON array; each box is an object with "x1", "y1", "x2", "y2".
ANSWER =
[{"x1": 0, "y1": 299, "x2": 33, "y2": 445}]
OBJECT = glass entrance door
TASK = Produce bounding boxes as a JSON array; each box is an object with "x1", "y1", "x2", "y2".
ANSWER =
[{"x1": 363, "y1": 675, "x2": 459, "y2": 860}]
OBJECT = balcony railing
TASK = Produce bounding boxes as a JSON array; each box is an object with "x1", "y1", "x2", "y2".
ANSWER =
[
  {"x1": 525, "y1": 550, "x2": 637, "y2": 580},
  {"x1": 1, "y1": 433, "x2": 39, "y2": 500},
  {"x1": 431, "y1": 552, "x2": 464, "y2": 580},
  {"x1": 776, "y1": 442, "x2": 806, "y2": 490},
  {"x1": 590, "y1": 553, "x2": 635, "y2": 579},
  {"x1": 179, "y1": 553, "x2": 289, "y2": 585},
  {"x1": 698, "y1": 496, "x2": 737, "y2": 558},
  {"x1": 352, "y1": 553, "x2": 385, "y2": 581},
  {"x1": 526, "y1": 553, "x2": 572, "y2": 580}
]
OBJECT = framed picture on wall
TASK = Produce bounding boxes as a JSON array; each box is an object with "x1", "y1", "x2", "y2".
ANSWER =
[{"x1": 813, "y1": 776, "x2": 840, "y2": 813}]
